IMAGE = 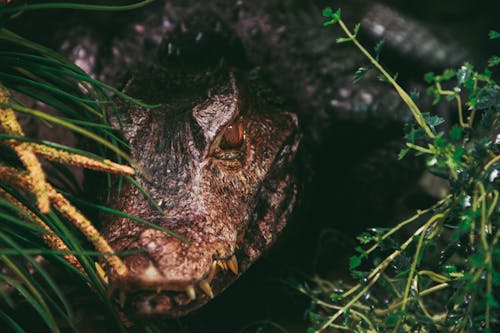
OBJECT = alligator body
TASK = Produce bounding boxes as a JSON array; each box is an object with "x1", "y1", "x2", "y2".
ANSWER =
[{"x1": 57, "y1": 0, "x2": 470, "y2": 318}]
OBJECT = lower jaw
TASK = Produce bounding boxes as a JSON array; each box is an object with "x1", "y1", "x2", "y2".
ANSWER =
[
  {"x1": 115, "y1": 257, "x2": 243, "y2": 318},
  {"x1": 124, "y1": 290, "x2": 211, "y2": 318}
]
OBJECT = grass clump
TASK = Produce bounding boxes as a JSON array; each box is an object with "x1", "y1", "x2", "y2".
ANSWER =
[{"x1": 0, "y1": 2, "x2": 171, "y2": 332}]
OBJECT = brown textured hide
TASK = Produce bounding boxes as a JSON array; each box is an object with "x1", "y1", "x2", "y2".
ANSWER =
[{"x1": 101, "y1": 67, "x2": 300, "y2": 317}]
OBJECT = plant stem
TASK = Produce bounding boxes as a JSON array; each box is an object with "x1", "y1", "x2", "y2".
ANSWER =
[
  {"x1": 394, "y1": 211, "x2": 447, "y2": 332},
  {"x1": 336, "y1": 19, "x2": 436, "y2": 139}
]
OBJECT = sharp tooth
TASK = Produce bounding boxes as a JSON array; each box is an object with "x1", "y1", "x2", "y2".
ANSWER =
[
  {"x1": 186, "y1": 285, "x2": 196, "y2": 301},
  {"x1": 199, "y1": 280, "x2": 214, "y2": 298},
  {"x1": 227, "y1": 255, "x2": 239, "y2": 275},
  {"x1": 218, "y1": 261, "x2": 228, "y2": 271},
  {"x1": 119, "y1": 291, "x2": 126, "y2": 308},
  {"x1": 156, "y1": 287, "x2": 162, "y2": 294},
  {"x1": 207, "y1": 261, "x2": 218, "y2": 281}
]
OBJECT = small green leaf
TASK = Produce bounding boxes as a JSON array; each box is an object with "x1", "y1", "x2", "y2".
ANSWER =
[
  {"x1": 453, "y1": 146, "x2": 465, "y2": 163},
  {"x1": 441, "y1": 69, "x2": 456, "y2": 81},
  {"x1": 354, "y1": 246, "x2": 367, "y2": 257},
  {"x1": 330, "y1": 293, "x2": 343, "y2": 301},
  {"x1": 443, "y1": 265, "x2": 457, "y2": 273},
  {"x1": 424, "y1": 113, "x2": 445, "y2": 129},
  {"x1": 353, "y1": 67, "x2": 368, "y2": 83},
  {"x1": 410, "y1": 89, "x2": 420, "y2": 101},
  {"x1": 489, "y1": 30, "x2": 500, "y2": 39},
  {"x1": 481, "y1": 69, "x2": 492, "y2": 78},
  {"x1": 336, "y1": 37, "x2": 352, "y2": 43},
  {"x1": 322, "y1": 7, "x2": 333, "y2": 17},
  {"x1": 357, "y1": 232, "x2": 374, "y2": 244},
  {"x1": 424, "y1": 72, "x2": 435, "y2": 83},
  {"x1": 436, "y1": 137, "x2": 447, "y2": 148},
  {"x1": 353, "y1": 23, "x2": 360, "y2": 37},
  {"x1": 449, "y1": 125, "x2": 463, "y2": 141},
  {"x1": 465, "y1": 77, "x2": 475, "y2": 92},
  {"x1": 488, "y1": 55, "x2": 500, "y2": 67},
  {"x1": 458, "y1": 218, "x2": 471, "y2": 232},
  {"x1": 385, "y1": 311, "x2": 406, "y2": 326},
  {"x1": 378, "y1": 72, "x2": 398, "y2": 83},
  {"x1": 309, "y1": 312, "x2": 320, "y2": 321},
  {"x1": 426, "y1": 86, "x2": 441, "y2": 104},
  {"x1": 349, "y1": 255, "x2": 362, "y2": 270},
  {"x1": 398, "y1": 148, "x2": 410, "y2": 160},
  {"x1": 333, "y1": 8, "x2": 342, "y2": 21},
  {"x1": 374, "y1": 39, "x2": 385, "y2": 61},
  {"x1": 324, "y1": 8, "x2": 342, "y2": 24}
]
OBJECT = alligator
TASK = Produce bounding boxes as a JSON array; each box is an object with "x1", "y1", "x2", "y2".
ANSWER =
[
  {"x1": 55, "y1": 0, "x2": 472, "y2": 319},
  {"x1": 101, "y1": 61, "x2": 300, "y2": 317}
]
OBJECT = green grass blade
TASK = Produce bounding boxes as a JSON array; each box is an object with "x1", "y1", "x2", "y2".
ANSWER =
[
  {"x1": 0, "y1": 255, "x2": 60, "y2": 333},
  {"x1": 2, "y1": 0, "x2": 157, "y2": 14},
  {"x1": 0, "y1": 101, "x2": 137, "y2": 169},
  {"x1": 0, "y1": 235, "x2": 78, "y2": 331},
  {"x1": 63, "y1": 191, "x2": 189, "y2": 243}
]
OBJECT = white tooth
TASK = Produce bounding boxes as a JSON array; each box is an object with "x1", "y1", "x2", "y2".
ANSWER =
[
  {"x1": 207, "y1": 261, "x2": 218, "y2": 281},
  {"x1": 186, "y1": 285, "x2": 196, "y2": 301},
  {"x1": 227, "y1": 255, "x2": 239, "y2": 275},
  {"x1": 218, "y1": 261, "x2": 228, "y2": 271},
  {"x1": 199, "y1": 280, "x2": 214, "y2": 298}
]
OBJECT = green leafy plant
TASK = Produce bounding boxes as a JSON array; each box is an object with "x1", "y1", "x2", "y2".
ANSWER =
[
  {"x1": 0, "y1": 1, "x2": 177, "y2": 332},
  {"x1": 300, "y1": 8, "x2": 499, "y2": 333}
]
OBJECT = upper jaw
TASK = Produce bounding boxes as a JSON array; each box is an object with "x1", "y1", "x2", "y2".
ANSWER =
[{"x1": 110, "y1": 255, "x2": 241, "y2": 317}]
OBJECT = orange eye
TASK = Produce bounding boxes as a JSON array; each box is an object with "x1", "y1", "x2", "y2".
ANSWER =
[{"x1": 220, "y1": 119, "x2": 244, "y2": 149}]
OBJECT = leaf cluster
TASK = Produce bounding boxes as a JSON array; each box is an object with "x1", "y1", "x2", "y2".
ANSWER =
[{"x1": 301, "y1": 11, "x2": 500, "y2": 333}]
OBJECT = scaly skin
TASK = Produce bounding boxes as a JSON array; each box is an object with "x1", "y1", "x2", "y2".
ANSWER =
[{"x1": 102, "y1": 65, "x2": 300, "y2": 317}]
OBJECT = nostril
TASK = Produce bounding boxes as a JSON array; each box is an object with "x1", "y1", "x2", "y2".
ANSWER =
[{"x1": 139, "y1": 228, "x2": 182, "y2": 255}]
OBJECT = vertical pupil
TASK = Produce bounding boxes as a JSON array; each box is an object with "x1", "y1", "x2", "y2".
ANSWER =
[{"x1": 221, "y1": 120, "x2": 244, "y2": 149}]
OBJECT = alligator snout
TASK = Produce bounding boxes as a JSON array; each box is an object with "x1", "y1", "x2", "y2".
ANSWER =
[{"x1": 105, "y1": 210, "x2": 244, "y2": 316}]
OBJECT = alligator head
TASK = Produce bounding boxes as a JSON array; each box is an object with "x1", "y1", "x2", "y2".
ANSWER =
[{"x1": 101, "y1": 64, "x2": 300, "y2": 317}]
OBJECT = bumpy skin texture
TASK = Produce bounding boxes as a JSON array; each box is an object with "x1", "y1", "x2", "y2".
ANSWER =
[
  {"x1": 59, "y1": 0, "x2": 468, "y2": 318},
  {"x1": 102, "y1": 66, "x2": 300, "y2": 317}
]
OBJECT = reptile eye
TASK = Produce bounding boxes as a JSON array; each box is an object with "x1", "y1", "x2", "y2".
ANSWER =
[{"x1": 220, "y1": 119, "x2": 244, "y2": 149}]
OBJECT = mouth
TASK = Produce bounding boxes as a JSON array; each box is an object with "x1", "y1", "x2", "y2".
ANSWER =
[{"x1": 110, "y1": 254, "x2": 241, "y2": 317}]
